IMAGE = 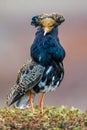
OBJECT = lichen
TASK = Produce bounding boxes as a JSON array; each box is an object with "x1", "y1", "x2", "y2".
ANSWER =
[{"x1": 0, "y1": 106, "x2": 87, "y2": 129}]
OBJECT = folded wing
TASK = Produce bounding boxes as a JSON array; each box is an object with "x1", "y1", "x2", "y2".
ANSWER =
[{"x1": 7, "y1": 59, "x2": 45, "y2": 107}]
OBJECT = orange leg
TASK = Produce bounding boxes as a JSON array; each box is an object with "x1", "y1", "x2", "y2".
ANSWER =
[
  {"x1": 29, "y1": 92, "x2": 34, "y2": 113},
  {"x1": 40, "y1": 93, "x2": 45, "y2": 114}
]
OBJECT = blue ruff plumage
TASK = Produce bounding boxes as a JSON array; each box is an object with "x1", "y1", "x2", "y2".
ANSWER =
[
  {"x1": 31, "y1": 27, "x2": 65, "y2": 65},
  {"x1": 31, "y1": 27, "x2": 65, "y2": 93},
  {"x1": 7, "y1": 13, "x2": 65, "y2": 114}
]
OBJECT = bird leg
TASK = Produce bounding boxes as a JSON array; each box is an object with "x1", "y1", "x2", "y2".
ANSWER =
[
  {"x1": 40, "y1": 93, "x2": 45, "y2": 114},
  {"x1": 29, "y1": 92, "x2": 34, "y2": 113}
]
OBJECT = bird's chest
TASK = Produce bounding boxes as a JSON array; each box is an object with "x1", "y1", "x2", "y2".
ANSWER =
[
  {"x1": 31, "y1": 43, "x2": 51, "y2": 66},
  {"x1": 38, "y1": 50, "x2": 51, "y2": 65}
]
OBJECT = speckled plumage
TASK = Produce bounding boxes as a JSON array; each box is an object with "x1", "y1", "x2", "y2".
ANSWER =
[{"x1": 7, "y1": 60, "x2": 45, "y2": 108}]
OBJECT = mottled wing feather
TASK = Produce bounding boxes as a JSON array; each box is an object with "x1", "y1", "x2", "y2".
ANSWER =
[
  {"x1": 7, "y1": 59, "x2": 45, "y2": 106},
  {"x1": 17, "y1": 60, "x2": 45, "y2": 90},
  {"x1": 16, "y1": 60, "x2": 36, "y2": 84}
]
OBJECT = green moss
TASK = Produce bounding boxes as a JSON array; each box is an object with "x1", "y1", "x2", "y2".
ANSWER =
[{"x1": 0, "y1": 106, "x2": 87, "y2": 129}]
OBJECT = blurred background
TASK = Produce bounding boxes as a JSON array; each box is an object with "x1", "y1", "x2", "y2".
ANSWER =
[{"x1": 0, "y1": 0, "x2": 87, "y2": 111}]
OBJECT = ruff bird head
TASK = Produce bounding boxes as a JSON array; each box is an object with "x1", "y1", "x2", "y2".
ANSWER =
[{"x1": 31, "y1": 13, "x2": 65, "y2": 35}]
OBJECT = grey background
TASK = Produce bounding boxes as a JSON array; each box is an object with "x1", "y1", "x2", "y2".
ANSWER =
[{"x1": 0, "y1": 0, "x2": 87, "y2": 111}]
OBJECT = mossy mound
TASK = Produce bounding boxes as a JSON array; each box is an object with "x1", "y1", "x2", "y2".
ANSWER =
[{"x1": 0, "y1": 106, "x2": 87, "y2": 130}]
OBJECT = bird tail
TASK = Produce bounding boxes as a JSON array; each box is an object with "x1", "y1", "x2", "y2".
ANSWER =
[
  {"x1": 7, "y1": 85, "x2": 35, "y2": 109},
  {"x1": 15, "y1": 92, "x2": 35, "y2": 109}
]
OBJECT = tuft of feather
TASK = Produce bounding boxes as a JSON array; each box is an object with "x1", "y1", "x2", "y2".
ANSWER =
[{"x1": 31, "y1": 13, "x2": 65, "y2": 27}]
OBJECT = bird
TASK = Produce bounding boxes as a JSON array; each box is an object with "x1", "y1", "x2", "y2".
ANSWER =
[{"x1": 7, "y1": 13, "x2": 65, "y2": 114}]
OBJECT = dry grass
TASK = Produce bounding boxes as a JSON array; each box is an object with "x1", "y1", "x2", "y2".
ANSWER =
[{"x1": 0, "y1": 105, "x2": 87, "y2": 130}]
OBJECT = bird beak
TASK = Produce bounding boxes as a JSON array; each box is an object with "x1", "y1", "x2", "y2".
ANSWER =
[{"x1": 44, "y1": 28, "x2": 49, "y2": 36}]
